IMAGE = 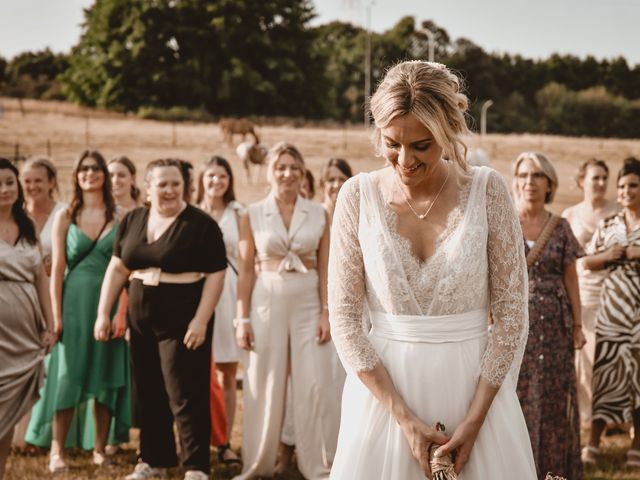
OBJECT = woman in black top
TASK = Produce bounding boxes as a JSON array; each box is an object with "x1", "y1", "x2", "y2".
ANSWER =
[{"x1": 95, "y1": 158, "x2": 226, "y2": 480}]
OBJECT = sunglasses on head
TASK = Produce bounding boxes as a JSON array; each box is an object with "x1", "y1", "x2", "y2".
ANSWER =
[{"x1": 78, "y1": 164, "x2": 102, "y2": 173}]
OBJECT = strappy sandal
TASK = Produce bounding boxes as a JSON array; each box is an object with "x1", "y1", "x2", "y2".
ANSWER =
[
  {"x1": 48, "y1": 453, "x2": 68, "y2": 473},
  {"x1": 627, "y1": 448, "x2": 640, "y2": 468},
  {"x1": 581, "y1": 445, "x2": 599, "y2": 465},
  {"x1": 217, "y1": 443, "x2": 242, "y2": 466}
]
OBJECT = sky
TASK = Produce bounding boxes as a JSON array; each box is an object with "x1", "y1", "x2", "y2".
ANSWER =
[{"x1": 0, "y1": 0, "x2": 638, "y2": 66}]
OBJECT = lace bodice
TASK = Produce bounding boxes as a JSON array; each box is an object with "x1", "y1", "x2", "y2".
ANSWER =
[{"x1": 328, "y1": 166, "x2": 529, "y2": 387}]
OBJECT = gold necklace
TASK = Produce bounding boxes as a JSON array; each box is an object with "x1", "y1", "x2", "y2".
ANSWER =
[{"x1": 396, "y1": 162, "x2": 450, "y2": 220}]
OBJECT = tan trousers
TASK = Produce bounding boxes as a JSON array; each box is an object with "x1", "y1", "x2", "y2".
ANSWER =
[
  {"x1": 235, "y1": 271, "x2": 344, "y2": 480},
  {"x1": 576, "y1": 303, "x2": 597, "y2": 427}
]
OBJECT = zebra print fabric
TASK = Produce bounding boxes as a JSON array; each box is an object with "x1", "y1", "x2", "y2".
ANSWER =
[{"x1": 590, "y1": 212, "x2": 640, "y2": 424}]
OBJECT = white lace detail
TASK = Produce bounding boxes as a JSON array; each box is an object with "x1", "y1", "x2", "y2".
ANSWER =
[{"x1": 328, "y1": 167, "x2": 528, "y2": 387}]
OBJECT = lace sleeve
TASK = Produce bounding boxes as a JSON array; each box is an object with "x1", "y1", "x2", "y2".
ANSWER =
[
  {"x1": 481, "y1": 170, "x2": 529, "y2": 388},
  {"x1": 328, "y1": 177, "x2": 380, "y2": 372}
]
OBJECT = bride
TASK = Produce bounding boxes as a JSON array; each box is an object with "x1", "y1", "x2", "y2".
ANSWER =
[{"x1": 328, "y1": 61, "x2": 537, "y2": 479}]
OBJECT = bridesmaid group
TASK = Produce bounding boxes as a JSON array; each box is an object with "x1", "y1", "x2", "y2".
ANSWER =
[{"x1": 0, "y1": 148, "x2": 352, "y2": 480}]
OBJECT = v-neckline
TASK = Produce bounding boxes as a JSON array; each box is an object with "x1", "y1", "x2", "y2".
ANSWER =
[
  {"x1": 377, "y1": 171, "x2": 474, "y2": 267},
  {"x1": 72, "y1": 222, "x2": 114, "y2": 243},
  {"x1": 145, "y1": 205, "x2": 186, "y2": 245}
]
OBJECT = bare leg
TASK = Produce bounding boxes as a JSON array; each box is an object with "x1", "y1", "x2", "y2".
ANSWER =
[
  {"x1": 588, "y1": 418, "x2": 606, "y2": 448},
  {"x1": 0, "y1": 427, "x2": 14, "y2": 479},
  {"x1": 51, "y1": 409, "x2": 74, "y2": 458},
  {"x1": 93, "y1": 402, "x2": 111, "y2": 454},
  {"x1": 217, "y1": 362, "x2": 238, "y2": 440}
]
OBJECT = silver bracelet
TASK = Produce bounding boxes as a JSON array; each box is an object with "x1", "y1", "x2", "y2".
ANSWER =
[{"x1": 233, "y1": 317, "x2": 251, "y2": 328}]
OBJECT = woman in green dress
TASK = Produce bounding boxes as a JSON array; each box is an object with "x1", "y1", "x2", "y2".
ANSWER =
[{"x1": 26, "y1": 150, "x2": 131, "y2": 473}]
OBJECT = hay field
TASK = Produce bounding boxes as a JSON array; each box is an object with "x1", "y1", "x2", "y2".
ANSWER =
[
  {"x1": 2, "y1": 97, "x2": 640, "y2": 479},
  {"x1": 2, "y1": 97, "x2": 640, "y2": 209}
]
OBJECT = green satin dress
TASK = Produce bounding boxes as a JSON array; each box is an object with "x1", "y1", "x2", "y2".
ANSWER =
[{"x1": 26, "y1": 223, "x2": 131, "y2": 449}]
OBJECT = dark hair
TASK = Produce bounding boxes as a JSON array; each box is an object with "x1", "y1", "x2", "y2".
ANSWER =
[
  {"x1": 576, "y1": 158, "x2": 609, "y2": 189},
  {"x1": 304, "y1": 169, "x2": 316, "y2": 198},
  {"x1": 0, "y1": 158, "x2": 37, "y2": 245},
  {"x1": 195, "y1": 156, "x2": 236, "y2": 205},
  {"x1": 178, "y1": 159, "x2": 194, "y2": 201},
  {"x1": 320, "y1": 158, "x2": 353, "y2": 188},
  {"x1": 23, "y1": 156, "x2": 59, "y2": 198},
  {"x1": 70, "y1": 150, "x2": 115, "y2": 224},
  {"x1": 617, "y1": 157, "x2": 640, "y2": 183},
  {"x1": 108, "y1": 155, "x2": 141, "y2": 200}
]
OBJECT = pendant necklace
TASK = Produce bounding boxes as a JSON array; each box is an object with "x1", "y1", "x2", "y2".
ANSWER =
[{"x1": 396, "y1": 162, "x2": 450, "y2": 220}]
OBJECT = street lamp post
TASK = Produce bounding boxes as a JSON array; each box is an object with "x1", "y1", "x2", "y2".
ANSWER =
[
  {"x1": 423, "y1": 28, "x2": 435, "y2": 62},
  {"x1": 480, "y1": 100, "x2": 494, "y2": 136}
]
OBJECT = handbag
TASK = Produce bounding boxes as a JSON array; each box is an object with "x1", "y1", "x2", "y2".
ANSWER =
[{"x1": 526, "y1": 214, "x2": 560, "y2": 271}]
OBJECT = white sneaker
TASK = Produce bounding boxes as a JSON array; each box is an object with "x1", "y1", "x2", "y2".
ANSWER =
[
  {"x1": 184, "y1": 470, "x2": 209, "y2": 480},
  {"x1": 125, "y1": 462, "x2": 168, "y2": 479}
]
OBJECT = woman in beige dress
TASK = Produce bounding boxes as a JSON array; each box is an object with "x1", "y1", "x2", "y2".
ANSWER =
[
  {"x1": 0, "y1": 158, "x2": 53, "y2": 478},
  {"x1": 561, "y1": 159, "x2": 617, "y2": 429},
  {"x1": 235, "y1": 142, "x2": 343, "y2": 480}
]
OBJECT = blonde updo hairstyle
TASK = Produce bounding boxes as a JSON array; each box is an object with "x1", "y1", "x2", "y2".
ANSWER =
[
  {"x1": 512, "y1": 152, "x2": 558, "y2": 204},
  {"x1": 266, "y1": 142, "x2": 306, "y2": 185},
  {"x1": 370, "y1": 61, "x2": 471, "y2": 171}
]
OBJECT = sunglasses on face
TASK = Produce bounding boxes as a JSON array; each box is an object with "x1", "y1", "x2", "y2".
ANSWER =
[{"x1": 78, "y1": 164, "x2": 102, "y2": 173}]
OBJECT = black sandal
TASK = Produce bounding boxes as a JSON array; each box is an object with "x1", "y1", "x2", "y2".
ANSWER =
[{"x1": 218, "y1": 443, "x2": 242, "y2": 466}]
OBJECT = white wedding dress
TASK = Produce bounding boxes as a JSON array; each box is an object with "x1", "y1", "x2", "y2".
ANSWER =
[{"x1": 328, "y1": 166, "x2": 537, "y2": 479}]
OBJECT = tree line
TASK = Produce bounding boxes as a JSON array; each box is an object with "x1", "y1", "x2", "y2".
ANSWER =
[{"x1": 1, "y1": 0, "x2": 639, "y2": 138}]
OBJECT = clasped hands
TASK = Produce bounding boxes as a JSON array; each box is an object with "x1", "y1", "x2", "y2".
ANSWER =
[{"x1": 400, "y1": 412, "x2": 482, "y2": 479}]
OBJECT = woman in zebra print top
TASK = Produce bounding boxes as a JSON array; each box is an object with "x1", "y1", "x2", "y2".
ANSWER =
[{"x1": 582, "y1": 157, "x2": 640, "y2": 468}]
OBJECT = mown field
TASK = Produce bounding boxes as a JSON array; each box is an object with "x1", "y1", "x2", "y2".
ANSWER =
[{"x1": 2, "y1": 97, "x2": 640, "y2": 479}]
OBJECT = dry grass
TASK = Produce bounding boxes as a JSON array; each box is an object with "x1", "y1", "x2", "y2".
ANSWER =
[{"x1": 2, "y1": 98, "x2": 640, "y2": 479}]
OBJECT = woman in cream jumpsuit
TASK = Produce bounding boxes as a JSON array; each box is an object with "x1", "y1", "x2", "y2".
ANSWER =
[{"x1": 235, "y1": 142, "x2": 343, "y2": 480}]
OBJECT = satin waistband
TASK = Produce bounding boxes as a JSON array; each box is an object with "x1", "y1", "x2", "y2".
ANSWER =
[{"x1": 370, "y1": 309, "x2": 489, "y2": 343}]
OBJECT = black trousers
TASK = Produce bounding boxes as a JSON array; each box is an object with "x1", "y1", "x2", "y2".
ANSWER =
[{"x1": 129, "y1": 320, "x2": 213, "y2": 471}]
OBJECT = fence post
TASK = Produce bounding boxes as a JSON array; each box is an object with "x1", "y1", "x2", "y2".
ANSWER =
[
  {"x1": 14, "y1": 142, "x2": 19, "y2": 161},
  {"x1": 85, "y1": 115, "x2": 90, "y2": 147},
  {"x1": 47, "y1": 139, "x2": 52, "y2": 157},
  {"x1": 18, "y1": 98, "x2": 25, "y2": 117}
]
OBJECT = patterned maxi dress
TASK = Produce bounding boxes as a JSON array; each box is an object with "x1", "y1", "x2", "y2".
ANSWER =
[
  {"x1": 517, "y1": 218, "x2": 583, "y2": 480},
  {"x1": 589, "y1": 212, "x2": 640, "y2": 424}
]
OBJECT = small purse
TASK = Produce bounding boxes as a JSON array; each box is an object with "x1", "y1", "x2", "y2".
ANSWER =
[{"x1": 428, "y1": 423, "x2": 457, "y2": 480}]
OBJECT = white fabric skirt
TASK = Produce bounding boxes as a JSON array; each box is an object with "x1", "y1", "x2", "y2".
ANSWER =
[
  {"x1": 213, "y1": 265, "x2": 240, "y2": 363},
  {"x1": 330, "y1": 309, "x2": 537, "y2": 479}
]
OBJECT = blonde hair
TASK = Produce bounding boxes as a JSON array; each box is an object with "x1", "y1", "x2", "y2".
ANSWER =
[
  {"x1": 512, "y1": 152, "x2": 558, "y2": 204},
  {"x1": 370, "y1": 61, "x2": 471, "y2": 171},
  {"x1": 266, "y1": 142, "x2": 306, "y2": 184}
]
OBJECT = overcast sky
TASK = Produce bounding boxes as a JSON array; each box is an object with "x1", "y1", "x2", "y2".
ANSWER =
[{"x1": 1, "y1": 0, "x2": 638, "y2": 66}]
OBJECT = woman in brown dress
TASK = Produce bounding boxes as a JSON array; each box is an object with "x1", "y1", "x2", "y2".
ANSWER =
[
  {"x1": 513, "y1": 152, "x2": 586, "y2": 480},
  {"x1": 0, "y1": 158, "x2": 53, "y2": 478}
]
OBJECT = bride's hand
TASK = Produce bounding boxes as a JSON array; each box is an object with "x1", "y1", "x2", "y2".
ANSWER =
[
  {"x1": 399, "y1": 414, "x2": 449, "y2": 478},
  {"x1": 433, "y1": 418, "x2": 482, "y2": 475}
]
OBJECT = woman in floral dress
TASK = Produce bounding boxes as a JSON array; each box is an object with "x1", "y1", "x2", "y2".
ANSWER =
[{"x1": 514, "y1": 152, "x2": 586, "y2": 480}]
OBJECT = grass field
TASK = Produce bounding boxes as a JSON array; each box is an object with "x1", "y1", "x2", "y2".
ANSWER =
[{"x1": 2, "y1": 97, "x2": 640, "y2": 479}]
